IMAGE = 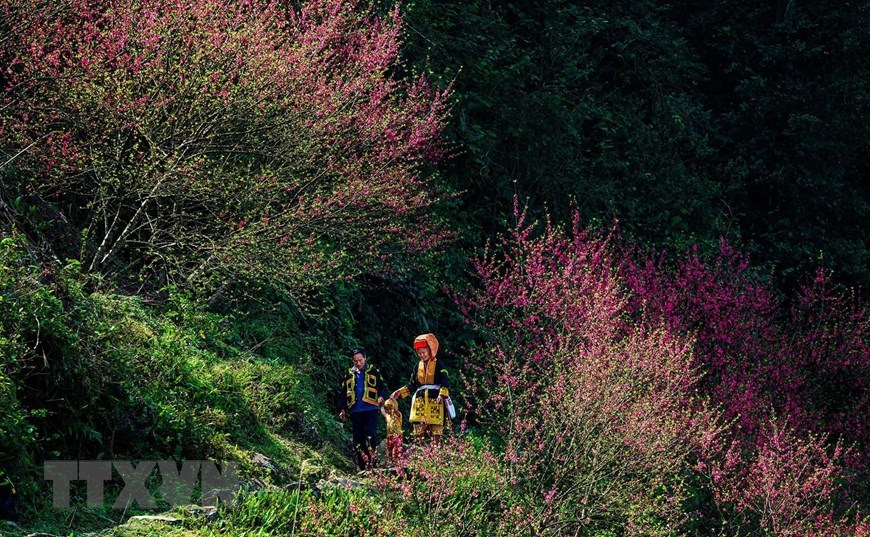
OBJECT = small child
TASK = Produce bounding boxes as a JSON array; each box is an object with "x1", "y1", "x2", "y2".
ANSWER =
[{"x1": 381, "y1": 399, "x2": 403, "y2": 464}]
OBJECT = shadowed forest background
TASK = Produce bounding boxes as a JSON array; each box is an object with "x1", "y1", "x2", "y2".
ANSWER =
[{"x1": 0, "y1": 0, "x2": 867, "y2": 535}]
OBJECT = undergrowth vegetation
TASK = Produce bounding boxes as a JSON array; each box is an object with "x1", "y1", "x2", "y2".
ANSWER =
[{"x1": 0, "y1": 234, "x2": 350, "y2": 533}]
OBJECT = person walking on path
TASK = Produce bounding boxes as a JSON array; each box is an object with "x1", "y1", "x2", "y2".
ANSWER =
[
  {"x1": 337, "y1": 347, "x2": 388, "y2": 470},
  {"x1": 390, "y1": 333, "x2": 453, "y2": 440},
  {"x1": 381, "y1": 398, "x2": 403, "y2": 465}
]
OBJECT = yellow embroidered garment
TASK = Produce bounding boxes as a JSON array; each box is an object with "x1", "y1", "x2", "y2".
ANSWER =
[
  {"x1": 416, "y1": 358, "x2": 438, "y2": 385},
  {"x1": 385, "y1": 412, "x2": 402, "y2": 436},
  {"x1": 409, "y1": 386, "x2": 444, "y2": 424}
]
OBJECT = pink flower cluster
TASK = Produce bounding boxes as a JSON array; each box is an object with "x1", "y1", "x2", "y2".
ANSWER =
[
  {"x1": 1, "y1": 0, "x2": 451, "y2": 287},
  {"x1": 620, "y1": 241, "x2": 868, "y2": 453},
  {"x1": 456, "y1": 203, "x2": 867, "y2": 533}
]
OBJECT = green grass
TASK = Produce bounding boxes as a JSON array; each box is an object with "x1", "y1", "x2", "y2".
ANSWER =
[{"x1": 0, "y1": 234, "x2": 352, "y2": 535}]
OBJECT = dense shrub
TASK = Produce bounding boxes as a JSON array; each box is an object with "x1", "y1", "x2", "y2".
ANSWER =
[
  {"x1": 457, "y1": 210, "x2": 721, "y2": 534},
  {"x1": 620, "y1": 241, "x2": 869, "y2": 454},
  {"x1": 1, "y1": 0, "x2": 449, "y2": 301},
  {"x1": 0, "y1": 235, "x2": 54, "y2": 494},
  {"x1": 0, "y1": 234, "x2": 346, "y2": 513},
  {"x1": 456, "y1": 205, "x2": 866, "y2": 534}
]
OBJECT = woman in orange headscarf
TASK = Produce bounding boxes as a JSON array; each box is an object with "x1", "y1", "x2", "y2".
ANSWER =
[{"x1": 390, "y1": 333, "x2": 452, "y2": 438}]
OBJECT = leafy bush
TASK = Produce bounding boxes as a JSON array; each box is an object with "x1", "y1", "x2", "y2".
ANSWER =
[
  {"x1": 0, "y1": 232, "x2": 348, "y2": 516},
  {"x1": 0, "y1": 235, "x2": 65, "y2": 493}
]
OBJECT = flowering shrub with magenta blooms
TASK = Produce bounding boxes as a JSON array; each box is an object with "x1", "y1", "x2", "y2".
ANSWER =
[
  {"x1": 458, "y1": 207, "x2": 723, "y2": 535},
  {"x1": 619, "y1": 241, "x2": 868, "y2": 454},
  {"x1": 457, "y1": 203, "x2": 867, "y2": 534},
  {"x1": 0, "y1": 0, "x2": 450, "y2": 296}
]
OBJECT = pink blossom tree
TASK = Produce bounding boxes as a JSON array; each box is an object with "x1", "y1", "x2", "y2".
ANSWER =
[
  {"x1": 617, "y1": 245, "x2": 868, "y2": 533},
  {"x1": 456, "y1": 204, "x2": 866, "y2": 534},
  {"x1": 709, "y1": 421, "x2": 852, "y2": 535},
  {"x1": 458, "y1": 208, "x2": 723, "y2": 534},
  {"x1": 1, "y1": 0, "x2": 450, "y2": 297},
  {"x1": 619, "y1": 239, "x2": 869, "y2": 487}
]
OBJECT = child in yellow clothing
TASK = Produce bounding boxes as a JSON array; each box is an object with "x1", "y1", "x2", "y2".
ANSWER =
[{"x1": 381, "y1": 399, "x2": 403, "y2": 464}]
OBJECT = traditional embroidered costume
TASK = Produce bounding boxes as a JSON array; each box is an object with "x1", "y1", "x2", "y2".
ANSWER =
[
  {"x1": 382, "y1": 398, "x2": 403, "y2": 463},
  {"x1": 395, "y1": 333, "x2": 452, "y2": 438}
]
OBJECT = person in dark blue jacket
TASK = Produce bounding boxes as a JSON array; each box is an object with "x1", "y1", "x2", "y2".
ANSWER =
[{"x1": 337, "y1": 347, "x2": 388, "y2": 470}]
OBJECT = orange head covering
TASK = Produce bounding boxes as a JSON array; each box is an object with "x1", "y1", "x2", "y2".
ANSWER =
[{"x1": 413, "y1": 333, "x2": 439, "y2": 359}]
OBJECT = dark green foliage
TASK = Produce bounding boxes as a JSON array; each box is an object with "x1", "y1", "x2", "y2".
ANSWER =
[
  {"x1": 0, "y1": 236, "x2": 51, "y2": 497},
  {"x1": 667, "y1": 0, "x2": 870, "y2": 287},
  {"x1": 405, "y1": 0, "x2": 725, "y2": 245},
  {"x1": 403, "y1": 0, "x2": 869, "y2": 288}
]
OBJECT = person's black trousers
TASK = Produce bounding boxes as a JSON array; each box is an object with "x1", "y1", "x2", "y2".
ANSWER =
[{"x1": 350, "y1": 409, "x2": 379, "y2": 469}]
